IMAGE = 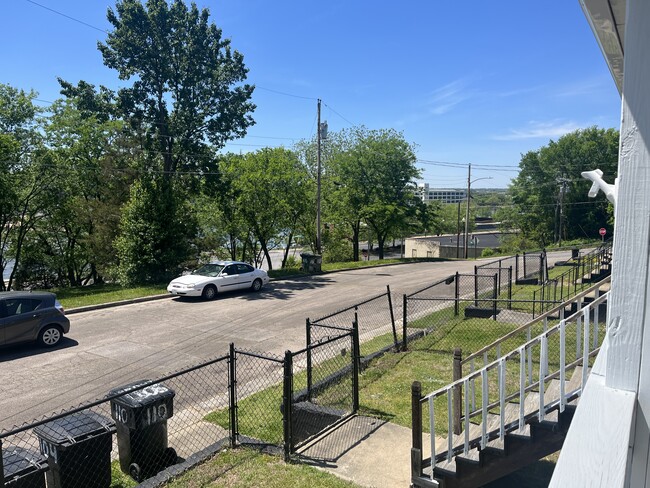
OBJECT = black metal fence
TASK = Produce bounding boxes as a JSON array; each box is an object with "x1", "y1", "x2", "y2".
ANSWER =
[
  {"x1": 532, "y1": 242, "x2": 613, "y2": 316},
  {"x1": 0, "y1": 329, "x2": 360, "y2": 487},
  {"x1": 476, "y1": 250, "x2": 547, "y2": 285},
  {"x1": 308, "y1": 286, "x2": 398, "y2": 361}
]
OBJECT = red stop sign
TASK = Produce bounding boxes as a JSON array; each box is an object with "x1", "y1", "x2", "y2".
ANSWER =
[{"x1": 599, "y1": 228, "x2": 607, "y2": 236}]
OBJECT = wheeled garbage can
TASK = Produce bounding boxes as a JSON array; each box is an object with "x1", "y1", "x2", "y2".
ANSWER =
[
  {"x1": 33, "y1": 411, "x2": 115, "y2": 488},
  {"x1": 1, "y1": 446, "x2": 47, "y2": 488},
  {"x1": 108, "y1": 380, "x2": 176, "y2": 482}
]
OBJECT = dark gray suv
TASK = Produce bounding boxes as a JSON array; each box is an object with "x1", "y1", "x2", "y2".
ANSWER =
[{"x1": 0, "y1": 291, "x2": 70, "y2": 347}]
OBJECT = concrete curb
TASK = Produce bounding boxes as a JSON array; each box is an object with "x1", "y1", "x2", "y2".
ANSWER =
[{"x1": 66, "y1": 293, "x2": 172, "y2": 315}]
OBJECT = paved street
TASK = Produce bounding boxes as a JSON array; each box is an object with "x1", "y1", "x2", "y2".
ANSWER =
[{"x1": 0, "y1": 253, "x2": 570, "y2": 430}]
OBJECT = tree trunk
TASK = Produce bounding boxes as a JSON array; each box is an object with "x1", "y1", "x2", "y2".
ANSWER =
[
  {"x1": 282, "y1": 231, "x2": 294, "y2": 269},
  {"x1": 378, "y1": 235, "x2": 385, "y2": 259},
  {"x1": 351, "y1": 221, "x2": 360, "y2": 261}
]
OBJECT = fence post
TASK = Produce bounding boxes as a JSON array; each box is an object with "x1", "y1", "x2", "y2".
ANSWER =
[
  {"x1": 352, "y1": 319, "x2": 360, "y2": 413},
  {"x1": 454, "y1": 272, "x2": 460, "y2": 316},
  {"x1": 283, "y1": 350, "x2": 293, "y2": 462},
  {"x1": 523, "y1": 251, "x2": 528, "y2": 279},
  {"x1": 0, "y1": 438, "x2": 4, "y2": 488},
  {"x1": 508, "y1": 266, "x2": 513, "y2": 310},
  {"x1": 228, "y1": 342, "x2": 237, "y2": 448},
  {"x1": 403, "y1": 294, "x2": 408, "y2": 351},
  {"x1": 474, "y1": 268, "x2": 479, "y2": 307},
  {"x1": 515, "y1": 253, "x2": 520, "y2": 282},
  {"x1": 306, "y1": 319, "x2": 312, "y2": 401},
  {"x1": 411, "y1": 381, "x2": 423, "y2": 480},
  {"x1": 452, "y1": 349, "x2": 462, "y2": 435},
  {"x1": 387, "y1": 285, "x2": 398, "y2": 347},
  {"x1": 493, "y1": 274, "x2": 498, "y2": 320}
]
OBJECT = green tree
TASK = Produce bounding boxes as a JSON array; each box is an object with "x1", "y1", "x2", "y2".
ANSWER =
[
  {"x1": 98, "y1": 0, "x2": 255, "y2": 177},
  {"x1": 0, "y1": 84, "x2": 51, "y2": 291},
  {"x1": 334, "y1": 128, "x2": 420, "y2": 259},
  {"x1": 220, "y1": 148, "x2": 312, "y2": 270},
  {"x1": 115, "y1": 177, "x2": 196, "y2": 285},
  {"x1": 508, "y1": 127, "x2": 619, "y2": 247}
]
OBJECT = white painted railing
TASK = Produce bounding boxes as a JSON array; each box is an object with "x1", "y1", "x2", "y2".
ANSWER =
[
  {"x1": 413, "y1": 290, "x2": 609, "y2": 481},
  {"x1": 460, "y1": 277, "x2": 610, "y2": 415}
]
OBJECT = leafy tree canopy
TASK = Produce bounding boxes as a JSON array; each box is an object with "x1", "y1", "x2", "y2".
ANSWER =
[
  {"x1": 90, "y1": 0, "x2": 255, "y2": 176},
  {"x1": 506, "y1": 126, "x2": 619, "y2": 246}
]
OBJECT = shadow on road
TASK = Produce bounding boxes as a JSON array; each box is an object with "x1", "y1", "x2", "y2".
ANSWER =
[{"x1": 0, "y1": 337, "x2": 79, "y2": 363}]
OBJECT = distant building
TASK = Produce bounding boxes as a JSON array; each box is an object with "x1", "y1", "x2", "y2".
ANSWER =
[{"x1": 415, "y1": 183, "x2": 466, "y2": 203}]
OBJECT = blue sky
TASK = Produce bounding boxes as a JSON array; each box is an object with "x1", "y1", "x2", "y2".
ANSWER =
[{"x1": 3, "y1": 0, "x2": 621, "y2": 188}]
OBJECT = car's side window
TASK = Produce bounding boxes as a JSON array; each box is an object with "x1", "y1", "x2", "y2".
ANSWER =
[
  {"x1": 0, "y1": 300, "x2": 7, "y2": 319},
  {"x1": 222, "y1": 265, "x2": 236, "y2": 275},
  {"x1": 4, "y1": 298, "x2": 39, "y2": 317},
  {"x1": 237, "y1": 264, "x2": 252, "y2": 274}
]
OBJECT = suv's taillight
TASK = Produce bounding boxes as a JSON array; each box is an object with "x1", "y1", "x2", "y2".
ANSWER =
[{"x1": 55, "y1": 300, "x2": 65, "y2": 315}]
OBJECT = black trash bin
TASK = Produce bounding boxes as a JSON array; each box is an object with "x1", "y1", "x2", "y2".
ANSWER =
[
  {"x1": 33, "y1": 411, "x2": 115, "y2": 488},
  {"x1": 2, "y1": 446, "x2": 47, "y2": 488},
  {"x1": 108, "y1": 380, "x2": 176, "y2": 482},
  {"x1": 300, "y1": 253, "x2": 322, "y2": 273}
]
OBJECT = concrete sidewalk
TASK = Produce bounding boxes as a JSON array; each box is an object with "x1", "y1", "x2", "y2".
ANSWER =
[{"x1": 297, "y1": 415, "x2": 429, "y2": 488}]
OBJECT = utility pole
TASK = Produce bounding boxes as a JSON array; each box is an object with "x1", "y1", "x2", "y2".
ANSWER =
[
  {"x1": 464, "y1": 164, "x2": 471, "y2": 259},
  {"x1": 316, "y1": 99, "x2": 322, "y2": 255},
  {"x1": 555, "y1": 178, "x2": 569, "y2": 246}
]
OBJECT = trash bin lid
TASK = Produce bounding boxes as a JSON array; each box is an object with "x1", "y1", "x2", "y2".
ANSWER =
[
  {"x1": 108, "y1": 380, "x2": 175, "y2": 408},
  {"x1": 2, "y1": 446, "x2": 47, "y2": 479},
  {"x1": 33, "y1": 411, "x2": 115, "y2": 446}
]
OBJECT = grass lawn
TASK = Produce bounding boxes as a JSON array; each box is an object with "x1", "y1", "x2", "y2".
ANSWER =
[
  {"x1": 53, "y1": 283, "x2": 167, "y2": 309},
  {"x1": 164, "y1": 447, "x2": 360, "y2": 488}
]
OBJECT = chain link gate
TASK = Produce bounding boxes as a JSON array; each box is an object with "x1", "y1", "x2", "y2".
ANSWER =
[{"x1": 283, "y1": 325, "x2": 358, "y2": 460}]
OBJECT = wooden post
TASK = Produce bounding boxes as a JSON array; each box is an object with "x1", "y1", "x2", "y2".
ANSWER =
[
  {"x1": 453, "y1": 348, "x2": 463, "y2": 435},
  {"x1": 411, "y1": 381, "x2": 423, "y2": 479}
]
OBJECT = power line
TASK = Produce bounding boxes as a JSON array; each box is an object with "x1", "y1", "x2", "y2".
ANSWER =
[
  {"x1": 322, "y1": 102, "x2": 356, "y2": 127},
  {"x1": 25, "y1": 0, "x2": 108, "y2": 34},
  {"x1": 255, "y1": 86, "x2": 317, "y2": 101}
]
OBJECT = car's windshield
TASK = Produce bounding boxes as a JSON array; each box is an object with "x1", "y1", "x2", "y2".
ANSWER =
[{"x1": 192, "y1": 264, "x2": 224, "y2": 277}]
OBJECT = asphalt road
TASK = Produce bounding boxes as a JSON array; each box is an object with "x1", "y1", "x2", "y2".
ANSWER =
[{"x1": 0, "y1": 253, "x2": 571, "y2": 430}]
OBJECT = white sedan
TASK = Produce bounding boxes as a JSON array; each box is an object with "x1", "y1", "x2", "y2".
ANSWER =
[{"x1": 167, "y1": 261, "x2": 269, "y2": 300}]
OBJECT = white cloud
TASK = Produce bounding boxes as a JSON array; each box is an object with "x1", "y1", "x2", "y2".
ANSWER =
[
  {"x1": 491, "y1": 120, "x2": 582, "y2": 141},
  {"x1": 427, "y1": 79, "x2": 473, "y2": 115}
]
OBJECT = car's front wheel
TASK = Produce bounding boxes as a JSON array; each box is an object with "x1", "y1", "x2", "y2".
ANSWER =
[
  {"x1": 251, "y1": 278, "x2": 263, "y2": 292},
  {"x1": 202, "y1": 285, "x2": 217, "y2": 300},
  {"x1": 39, "y1": 325, "x2": 62, "y2": 347}
]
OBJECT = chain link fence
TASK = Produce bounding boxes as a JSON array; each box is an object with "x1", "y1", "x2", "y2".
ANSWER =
[
  {"x1": 476, "y1": 250, "x2": 547, "y2": 285},
  {"x1": 309, "y1": 286, "x2": 397, "y2": 361},
  {"x1": 532, "y1": 242, "x2": 613, "y2": 316},
  {"x1": 288, "y1": 329, "x2": 356, "y2": 455},
  {"x1": 0, "y1": 354, "x2": 232, "y2": 486},
  {"x1": 0, "y1": 334, "x2": 360, "y2": 486}
]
